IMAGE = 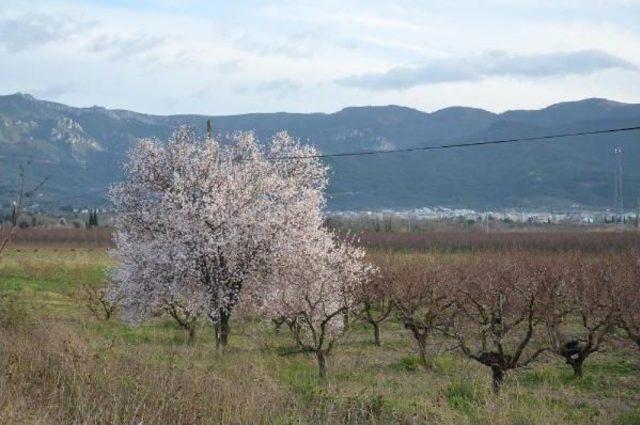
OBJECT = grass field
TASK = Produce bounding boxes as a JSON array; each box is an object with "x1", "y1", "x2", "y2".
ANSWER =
[{"x1": 1, "y1": 246, "x2": 640, "y2": 424}]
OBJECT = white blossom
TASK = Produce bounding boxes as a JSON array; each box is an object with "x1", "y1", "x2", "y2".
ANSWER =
[
  {"x1": 252, "y1": 227, "x2": 375, "y2": 377},
  {"x1": 108, "y1": 127, "x2": 328, "y2": 347}
]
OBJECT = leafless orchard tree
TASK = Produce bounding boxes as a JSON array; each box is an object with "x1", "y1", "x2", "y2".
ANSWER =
[
  {"x1": 612, "y1": 253, "x2": 640, "y2": 350},
  {"x1": 81, "y1": 284, "x2": 119, "y2": 321},
  {"x1": 541, "y1": 255, "x2": 618, "y2": 378},
  {"x1": 0, "y1": 165, "x2": 48, "y2": 262},
  {"x1": 385, "y1": 254, "x2": 454, "y2": 369},
  {"x1": 157, "y1": 297, "x2": 202, "y2": 344},
  {"x1": 451, "y1": 255, "x2": 547, "y2": 393},
  {"x1": 0, "y1": 164, "x2": 47, "y2": 372},
  {"x1": 352, "y1": 254, "x2": 393, "y2": 346}
]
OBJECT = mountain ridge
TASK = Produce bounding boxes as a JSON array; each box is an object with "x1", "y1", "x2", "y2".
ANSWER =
[{"x1": 1, "y1": 93, "x2": 639, "y2": 211}]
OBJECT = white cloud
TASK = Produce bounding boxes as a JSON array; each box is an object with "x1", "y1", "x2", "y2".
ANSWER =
[
  {"x1": 0, "y1": 12, "x2": 91, "y2": 51},
  {"x1": 87, "y1": 33, "x2": 166, "y2": 61},
  {"x1": 1, "y1": 0, "x2": 639, "y2": 114}
]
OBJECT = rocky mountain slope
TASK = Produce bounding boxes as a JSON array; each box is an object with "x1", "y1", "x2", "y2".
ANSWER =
[{"x1": 1, "y1": 93, "x2": 639, "y2": 211}]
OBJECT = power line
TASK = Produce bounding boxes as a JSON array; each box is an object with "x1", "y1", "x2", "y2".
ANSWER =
[
  {"x1": 3, "y1": 126, "x2": 639, "y2": 165},
  {"x1": 264, "y1": 125, "x2": 640, "y2": 160},
  {"x1": 5, "y1": 125, "x2": 640, "y2": 208},
  {"x1": 614, "y1": 147, "x2": 624, "y2": 230}
]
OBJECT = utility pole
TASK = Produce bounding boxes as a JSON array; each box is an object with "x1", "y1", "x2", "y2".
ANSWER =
[
  {"x1": 207, "y1": 119, "x2": 212, "y2": 140},
  {"x1": 614, "y1": 148, "x2": 624, "y2": 231}
]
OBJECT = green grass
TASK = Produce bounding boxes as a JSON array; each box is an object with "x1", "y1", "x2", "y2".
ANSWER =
[
  {"x1": 445, "y1": 378, "x2": 485, "y2": 415},
  {"x1": 1, "y1": 248, "x2": 639, "y2": 424}
]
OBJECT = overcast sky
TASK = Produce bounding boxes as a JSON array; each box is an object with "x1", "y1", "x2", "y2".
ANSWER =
[{"x1": 2, "y1": 0, "x2": 639, "y2": 115}]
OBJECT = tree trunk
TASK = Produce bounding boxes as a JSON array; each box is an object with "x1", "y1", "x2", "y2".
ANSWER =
[
  {"x1": 272, "y1": 317, "x2": 284, "y2": 333},
  {"x1": 405, "y1": 322, "x2": 431, "y2": 370},
  {"x1": 491, "y1": 366, "x2": 504, "y2": 394},
  {"x1": 623, "y1": 328, "x2": 640, "y2": 350},
  {"x1": 316, "y1": 350, "x2": 327, "y2": 380},
  {"x1": 372, "y1": 322, "x2": 381, "y2": 346},
  {"x1": 416, "y1": 334, "x2": 431, "y2": 370},
  {"x1": 567, "y1": 358, "x2": 584, "y2": 378},
  {"x1": 342, "y1": 308, "x2": 349, "y2": 329},
  {"x1": 214, "y1": 311, "x2": 230, "y2": 351},
  {"x1": 187, "y1": 324, "x2": 196, "y2": 345}
]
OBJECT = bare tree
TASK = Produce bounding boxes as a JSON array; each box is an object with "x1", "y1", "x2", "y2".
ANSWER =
[
  {"x1": 353, "y1": 254, "x2": 392, "y2": 346},
  {"x1": 0, "y1": 165, "x2": 48, "y2": 262},
  {"x1": 385, "y1": 254, "x2": 454, "y2": 369},
  {"x1": 157, "y1": 297, "x2": 201, "y2": 344},
  {"x1": 81, "y1": 284, "x2": 119, "y2": 321},
  {"x1": 541, "y1": 255, "x2": 617, "y2": 378},
  {"x1": 451, "y1": 254, "x2": 546, "y2": 393},
  {"x1": 0, "y1": 164, "x2": 48, "y2": 372},
  {"x1": 612, "y1": 254, "x2": 640, "y2": 350}
]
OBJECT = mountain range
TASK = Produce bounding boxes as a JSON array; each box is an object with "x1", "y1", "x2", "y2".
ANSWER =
[{"x1": 1, "y1": 93, "x2": 639, "y2": 211}]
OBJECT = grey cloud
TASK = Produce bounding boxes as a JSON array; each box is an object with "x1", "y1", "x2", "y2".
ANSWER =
[
  {"x1": 0, "y1": 13, "x2": 90, "y2": 51},
  {"x1": 481, "y1": 50, "x2": 638, "y2": 77},
  {"x1": 337, "y1": 49, "x2": 638, "y2": 90}
]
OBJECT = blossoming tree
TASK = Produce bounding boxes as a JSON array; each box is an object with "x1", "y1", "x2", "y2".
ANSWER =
[
  {"x1": 253, "y1": 228, "x2": 375, "y2": 379},
  {"x1": 109, "y1": 128, "x2": 327, "y2": 349},
  {"x1": 110, "y1": 231, "x2": 208, "y2": 343}
]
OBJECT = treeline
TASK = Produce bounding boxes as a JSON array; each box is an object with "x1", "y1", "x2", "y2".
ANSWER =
[
  {"x1": 327, "y1": 214, "x2": 640, "y2": 234},
  {"x1": 358, "y1": 230, "x2": 640, "y2": 253},
  {"x1": 2, "y1": 227, "x2": 112, "y2": 248},
  {"x1": 6, "y1": 227, "x2": 640, "y2": 253}
]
